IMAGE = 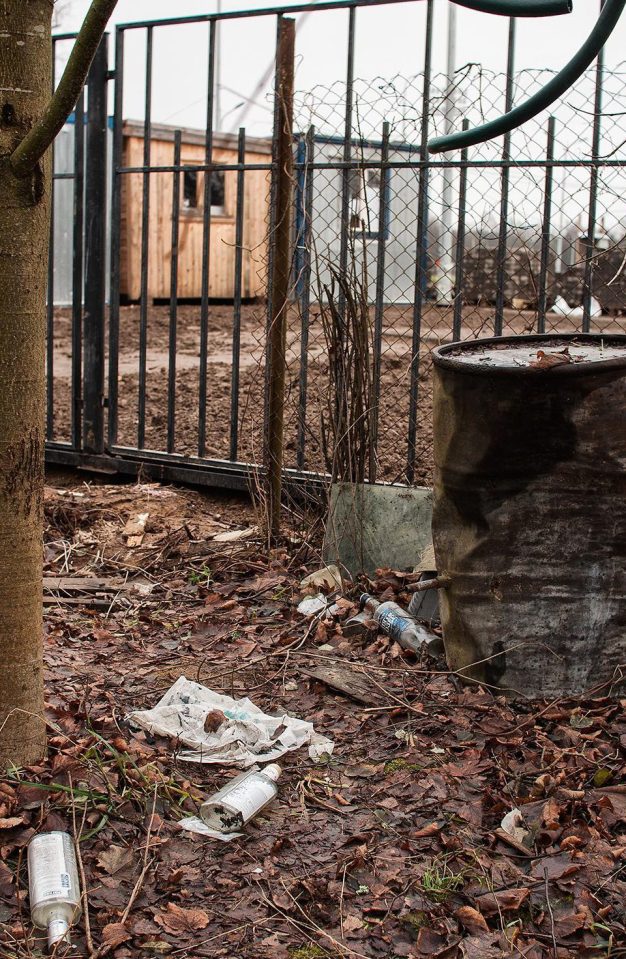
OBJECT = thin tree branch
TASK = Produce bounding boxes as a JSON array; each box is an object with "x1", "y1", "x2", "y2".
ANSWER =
[{"x1": 10, "y1": 0, "x2": 118, "y2": 179}]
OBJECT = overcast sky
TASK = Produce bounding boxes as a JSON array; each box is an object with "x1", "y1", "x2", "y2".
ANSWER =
[{"x1": 55, "y1": 0, "x2": 626, "y2": 138}]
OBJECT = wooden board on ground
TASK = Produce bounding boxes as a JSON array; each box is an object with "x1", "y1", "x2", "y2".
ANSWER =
[{"x1": 299, "y1": 661, "x2": 381, "y2": 705}]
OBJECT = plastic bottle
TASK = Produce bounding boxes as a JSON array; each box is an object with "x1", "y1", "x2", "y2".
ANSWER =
[
  {"x1": 28, "y1": 832, "x2": 82, "y2": 951},
  {"x1": 360, "y1": 593, "x2": 440, "y2": 654},
  {"x1": 200, "y1": 764, "x2": 281, "y2": 833}
]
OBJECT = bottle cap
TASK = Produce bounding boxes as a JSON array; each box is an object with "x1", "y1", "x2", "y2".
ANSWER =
[
  {"x1": 262, "y1": 763, "x2": 282, "y2": 782},
  {"x1": 48, "y1": 918, "x2": 70, "y2": 949}
]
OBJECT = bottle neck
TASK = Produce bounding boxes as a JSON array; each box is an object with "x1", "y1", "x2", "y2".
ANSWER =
[
  {"x1": 263, "y1": 763, "x2": 282, "y2": 783},
  {"x1": 48, "y1": 917, "x2": 70, "y2": 949},
  {"x1": 360, "y1": 593, "x2": 380, "y2": 613}
]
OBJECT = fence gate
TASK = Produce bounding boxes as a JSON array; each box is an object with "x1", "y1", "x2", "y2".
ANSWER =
[{"x1": 46, "y1": 0, "x2": 626, "y2": 491}]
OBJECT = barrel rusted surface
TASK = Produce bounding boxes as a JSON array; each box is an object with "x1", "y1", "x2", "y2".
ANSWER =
[{"x1": 432, "y1": 334, "x2": 626, "y2": 697}]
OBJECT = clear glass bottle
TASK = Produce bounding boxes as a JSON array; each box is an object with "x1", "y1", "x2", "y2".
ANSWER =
[
  {"x1": 360, "y1": 592, "x2": 439, "y2": 654},
  {"x1": 28, "y1": 832, "x2": 81, "y2": 951},
  {"x1": 200, "y1": 764, "x2": 281, "y2": 832}
]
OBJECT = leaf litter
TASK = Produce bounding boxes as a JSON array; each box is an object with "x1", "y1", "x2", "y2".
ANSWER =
[{"x1": 0, "y1": 472, "x2": 625, "y2": 958}]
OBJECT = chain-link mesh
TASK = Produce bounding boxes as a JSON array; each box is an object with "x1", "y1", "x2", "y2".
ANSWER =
[
  {"x1": 48, "y1": 49, "x2": 626, "y2": 489},
  {"x1": 279, "y1": 65, "x2": 626, "y2": 486}
]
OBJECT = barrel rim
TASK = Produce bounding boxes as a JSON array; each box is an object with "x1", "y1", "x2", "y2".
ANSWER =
[{"x1": 432, "y1": 333, "x2": 626, "y2": 376}]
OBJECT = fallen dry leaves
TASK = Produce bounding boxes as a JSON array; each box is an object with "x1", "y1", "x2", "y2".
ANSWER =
[
  {"x1": 154, "y1": 902, "x2": 211, "y2": 934},
  {"x1": 0, "y1": 478, "x2": 624, "y2": 958}
]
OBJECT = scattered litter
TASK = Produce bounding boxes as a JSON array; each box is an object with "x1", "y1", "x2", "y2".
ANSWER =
[
  {"x1": 361, "y1": 592, "x2": 442, "y2": 655},
  {"x1": 500, "y1": 807, "x2": 530, "y2": 847},
  {"x1": 28, "y1": 832, "x2": 81, "y2": 950},
  {"x1": 300, "y1": 564, "x2": 343, "y2": 594},
  {"x1": 200, "y1": 764, "x2": 281, "y2": 831},
  {"x1": 297, "y1": 593, "x2": 328, "y2": 617},
  {"x1": 122, "y1": 512, "x2": 149, "y2": 547},
  {"x1": 128, "y1": 676, "x2": 334, "y2": 766},
  {"x1": 341, "y1": 609, "x2": 376, "y2": 639},
  {"x1": 212, "y1": 525, "x2": 259, "y2": 544},
  {"x1": 551, "y1": 295, "x2": 601, "y2": 319},
  {"x1": 178, "y1": 817, "x2": 243, "y2": 841},
  {"x1": 180, "y1": 766, "x2": 281, "y2": 842}
]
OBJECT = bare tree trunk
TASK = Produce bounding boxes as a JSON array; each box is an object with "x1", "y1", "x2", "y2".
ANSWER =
[{"x1": 0, "y1": 1, "x2": 53, "y2": 765}]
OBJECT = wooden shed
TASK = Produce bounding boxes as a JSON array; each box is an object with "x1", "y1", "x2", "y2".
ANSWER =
[{"x1": 120, "y1": 122, "x2": 272, "y2": 301}]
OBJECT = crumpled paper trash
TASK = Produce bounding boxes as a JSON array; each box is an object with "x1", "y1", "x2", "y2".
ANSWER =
[{"x1": 128, "y1": 676, "x2": 334, "y2": 767}]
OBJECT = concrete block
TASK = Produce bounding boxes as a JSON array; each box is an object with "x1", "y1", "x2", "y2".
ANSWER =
[{"x1": 322, "y1": 482, "x2": 432, "y2": 578}]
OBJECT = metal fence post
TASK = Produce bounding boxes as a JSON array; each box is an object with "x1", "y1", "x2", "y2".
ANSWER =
[
  {"x1": 82, "y1": 35, "x2": 109, "y2": 454},
  {"x1": 265, "y1": 16, "x2": 295, "y2": 542}
]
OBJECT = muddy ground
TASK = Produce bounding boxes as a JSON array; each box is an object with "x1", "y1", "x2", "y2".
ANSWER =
[{"x1": 47, "y1": 301, "x2": 623, "y2": 487}]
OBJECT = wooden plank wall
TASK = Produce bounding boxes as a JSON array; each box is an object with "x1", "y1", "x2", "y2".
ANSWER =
[{"x1": 120, "y1": 133, "x2": 271, "y2": 301}]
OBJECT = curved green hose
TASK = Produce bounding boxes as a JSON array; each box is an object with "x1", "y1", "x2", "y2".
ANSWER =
[
  {"x1": 430, "y1": 0, "x2": 626, "y2": 153},
  {"x1": 452, "y1": 0, "x2": 572, "y2": 16}
]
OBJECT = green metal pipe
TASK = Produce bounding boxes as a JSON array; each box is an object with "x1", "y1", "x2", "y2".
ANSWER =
[
  {"x1": 451, "y1": 0, "x2": 572, "y2": 16},
  {"x1": 430, "y1": 0, "x2": 626, "y2": 153}
]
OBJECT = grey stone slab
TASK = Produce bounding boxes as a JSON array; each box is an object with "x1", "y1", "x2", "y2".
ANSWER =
[{"x1": 322, "y1": 482, "x2": 433, "y2": 577}]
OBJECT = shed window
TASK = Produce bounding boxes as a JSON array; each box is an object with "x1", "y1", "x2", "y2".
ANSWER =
[
  {"x1": 210, "y1": 170, "x2": 225, "y2": 212},
  {"x1": 183, "y1": 169, "x2": 198, "y2": 209},
  {"x1": 182, "y1": 166, "x2": 226, "y2": 215}
]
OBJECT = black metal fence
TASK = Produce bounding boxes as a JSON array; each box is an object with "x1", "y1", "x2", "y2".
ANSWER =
[{"x1": 46, "y1": 0, "x2": 626, "y2": 491}]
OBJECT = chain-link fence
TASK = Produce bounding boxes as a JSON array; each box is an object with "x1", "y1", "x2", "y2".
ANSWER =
[
  {"x1": 47, "y1": 2, "x2": 626, "y2": 494},
  {"x1": 276, "y1": 62, "x2": 626, "y2": 487}
]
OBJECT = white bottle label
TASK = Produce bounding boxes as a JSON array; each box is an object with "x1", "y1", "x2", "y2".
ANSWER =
[
  {"x1": 30, "y1": 835, "x2": 73, "y2": 902},
  {"x1": 223, "y1": 777, "x2": 276, "y2": 822}
]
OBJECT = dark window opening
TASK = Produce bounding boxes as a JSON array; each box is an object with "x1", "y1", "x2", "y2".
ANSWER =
[
  {"x1": 183, "y1": 169, "x2": 198, "y2": 209},
  {"x1": 182, "y1": 167, "x2": 226, "y2": 214},
  {"x1": 210, "y1": 170, "x2": 225, "y2": 210}
]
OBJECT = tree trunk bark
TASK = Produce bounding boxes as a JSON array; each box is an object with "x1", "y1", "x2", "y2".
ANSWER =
[{"x1": 0, "y1": 1, "x2": 53, "y2": 765}]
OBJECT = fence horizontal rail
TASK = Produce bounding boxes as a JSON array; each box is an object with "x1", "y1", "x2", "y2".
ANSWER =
[
  {"x1": 116, "y1": 159, "x2": 626, "y2": 175},
  {"x1": 116, "y1": 0, "x2": 416, "y2": 31}
]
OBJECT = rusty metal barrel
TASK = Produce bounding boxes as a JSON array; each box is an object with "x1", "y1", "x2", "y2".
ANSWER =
[{"x1": 432, "y1": 333, "x2": 626, "y2": 697}]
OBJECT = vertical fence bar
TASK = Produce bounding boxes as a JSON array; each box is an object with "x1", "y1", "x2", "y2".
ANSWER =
[
  {"x1": 198, "y1": 20, "x2": 216, "y2": 457},
  {"x1": 453, "y1": 119, "x2": 470, "y2": 342},
  {"x1": 406, "y1": 0, "x2": 434, "y2": 484},
  {"x1": 137, "y1": 26, "x2": 153, "y2": 449},
  {"x1": 294, "y1": 134, "x2": 306, "y2": 301},
  {"x1": 338, "y1": 5, "x2": 356, "y2": 319},
  {"x1": 265, "y1": 15, "x2": 295, "y2": 542},
  {"x1": 82, "y1": 36, "x2": 108, "y2": 454},
  {"x1": 229, "y1": 127, "x2": 246, "y2": 462},
  {"x1": 494, "y1": 16, "x2": 516, "y2": 336},
  {"x1": 296, "y1": 124, "x2": 314, "y2": 471},
  {"x1": 167, "y1": 131, "x2": 182, "y2": 454},
  {"x1": 108, "y1": 27, "x2": 124, "y2": 448},
  {"x1": 369, "y1": 120, "x2": 390, "y2": 483},
  {"x1": 537, "y1": 116, "x2": 556, "y2": 334},
  {"x1": 46, "y1": 45, "x2": 56, "y2": 441},
  {"x1": 582, "y1": 0, "x2": 604, "y2": 333},
  {"x1": 71, "y1": 92, "x2": 85, "y2": 450}
]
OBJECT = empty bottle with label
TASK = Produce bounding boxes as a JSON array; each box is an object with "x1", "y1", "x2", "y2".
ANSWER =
[
  {"x1": 28, "y1": 832, "x2": 82, "y2": 951},
  {"x1": 200, "y1": 764, "x2": 281, "y2": 833},
  {"x1": 360, "y1": 593, "x2": 442, "y2": 655}
]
